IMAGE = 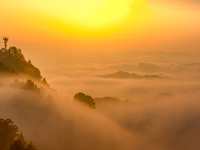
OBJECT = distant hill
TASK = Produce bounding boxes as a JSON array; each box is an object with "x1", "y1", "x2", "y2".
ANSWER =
[{"x1": 99, "y1": 71, "x2": 161, "y2": 79}]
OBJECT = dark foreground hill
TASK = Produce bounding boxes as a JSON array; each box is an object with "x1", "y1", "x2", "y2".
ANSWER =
[{"x1": 0, "y1": 47, "x2": 48, "y2": 86}]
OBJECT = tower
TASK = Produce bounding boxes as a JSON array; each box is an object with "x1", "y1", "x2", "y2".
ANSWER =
[{"x1": 3, "y1": 37, "x2": 9, "y2": 50}]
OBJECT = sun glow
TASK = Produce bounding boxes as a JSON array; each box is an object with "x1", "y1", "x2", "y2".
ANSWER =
[
  {"x1": 1, "y1": 0, "x2": 153, "y2": 42},
  {"x1": 24, "y1": 0, "x2": 152, "y2": 31}
]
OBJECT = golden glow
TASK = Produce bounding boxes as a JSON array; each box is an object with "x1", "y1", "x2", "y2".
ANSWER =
[
  {"x1": 23, "y1": 0, "x2": 152, "y2": 31},
  {"x1": 1, "y1": 0, "x2": 200, "y2": 55},
  {"x1": 0, "y1": 0, "x2": 154, "y2": 41},
  {"x1": 0, "y1": 0, "x2": 157, "y2": 53},
  {"x1": 25, "y1": 0, "x2": 129, "y2": 28}
]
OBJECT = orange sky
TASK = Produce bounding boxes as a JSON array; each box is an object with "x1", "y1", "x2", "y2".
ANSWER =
[{"x1": 0, "y1": 0, "x2": 200, "y2": 55}]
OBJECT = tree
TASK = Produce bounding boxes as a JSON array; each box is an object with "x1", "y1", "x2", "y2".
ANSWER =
[
  {"x1": 74, "y1": 92, "x2": 95, "y2": 109},
  {"x1": 9, "y1": 134, "x2": 38, "y2": 150},
  {"x1": 9, "y1": 140, "x2": 24, "y2": 150},
  {"x1": 3, "y1": 37, "x2": 9, "y2": 50},
  {"x1": 24, "y1": 142, "x2": 37, "y2": 150},
  {"x1": 0, "y1": 119, "x2": 19, "y2": 150},
  {"x1": 0, "y1": 119, "x2": 37, "y2": 150},
  {"x1": 41, "y1": 78, "x2": 49, "y2": 86},
  {"x1": 17, "y1": 132, "x2": 26, "y2": 146},
  {"x1": 27, "y1": 60, "x2": 32, "y2": 65},
  {"x1": 23, "y1": 79, "x2": 40, "y2": 93}
]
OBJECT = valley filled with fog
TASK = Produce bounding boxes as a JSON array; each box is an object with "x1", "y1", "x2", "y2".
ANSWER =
[{"x1": 1, "y1": 47, "x2": 200, "y2": 150}]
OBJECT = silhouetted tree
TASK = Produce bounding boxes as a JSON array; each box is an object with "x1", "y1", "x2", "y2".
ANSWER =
[
  {"x1": 0, "y1": 48, "x2": 5, "y2": 53},
  {"x1": 24, "y1": 142, "x2": 37, "y2": 150},
  {"x1": 3, "y1": 37, "x2": 9, "y2": 50},
  {"x1": 0, "y1": 62, "x2": 17, "y2": 75},
  {"x1": 41, "y1": 78, "x2": 49, "y2": 86},
  {"x1": 22, "y1": 79, "x2": 42, "y2": 93},
  {"x1": 74, "y1": 92, "x2": 95, "y2": 109},
  {"x1": 10, "y1": 140, "x2": 24, "y2": 150},
  {"x1": 9, "y1": 134, "x2": 38, "y2": 150},
  {"x1": 0, "y1": 119, "x2": 38, "y2": 150},
  {"x1": 13, "y1": 79, "x2": 45, "y2": 94},
  {"x1": 0, "y1": 119, "x2": 19, "y2": 150},
  {"x1": 17, "y1": 132, "x2": 26, "y2": 146},
  {"x1": 24, "y1": 79, "x2": 37, "y2": 89}
]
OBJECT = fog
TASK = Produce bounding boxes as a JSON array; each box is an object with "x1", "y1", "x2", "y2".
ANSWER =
[
  {"x1": 1, "y1": 50, "x2": 200, "y2": 150},
  {"x1": 1, "y1": 0, "x2": 200, "y2": 148},
  {"x1": 0, "y1": 77, "x2": 137, "y2": 150}
]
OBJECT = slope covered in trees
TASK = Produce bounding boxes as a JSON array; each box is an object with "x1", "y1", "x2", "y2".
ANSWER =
[
  {"x1": 0, "y1": 45, "x2": 52, "y2": 89},
  {"x1": 0, "y1": 61, "x2": 17, "y2": 75},
  {"x1": 0, "y1": 46, "x2": 45, "y2": 83},
  {"x1": 0, "y1": 118, "x2": 37, "y2": 150}
]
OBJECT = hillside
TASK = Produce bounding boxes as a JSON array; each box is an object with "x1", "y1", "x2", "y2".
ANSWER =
[{"x1": 0, "y1": 47, "x2": 48, "y2": 86}]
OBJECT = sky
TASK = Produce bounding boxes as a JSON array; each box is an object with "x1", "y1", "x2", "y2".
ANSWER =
[
  {"x1": 0, "y1": 0, "x2": 200, "y2": 57},
  {"x1": 1, "y1": 2, "x2": 200, "y2": 149}
]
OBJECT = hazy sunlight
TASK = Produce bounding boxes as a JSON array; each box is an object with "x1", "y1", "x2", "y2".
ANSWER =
[{"x1": 24, "y1": 0, "x2": 152, "y2": 32}]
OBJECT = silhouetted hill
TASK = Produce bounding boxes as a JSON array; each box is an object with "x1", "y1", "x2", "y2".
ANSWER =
[
  {"x1": 0, "y1": 47, "x2": 42, "y2": 80},
  {"x1": 95, "y1": 97, "x2": 121, "y2": 104},
  {"x1": 0, "y1": 47, "x2": 50, "y2": 86},
  {"x1": 157, "y1": 93, "x2": 173, "y2": 97},
  {"x1": 99, "y1": 71, "x2": 161, "y2": 79}
]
